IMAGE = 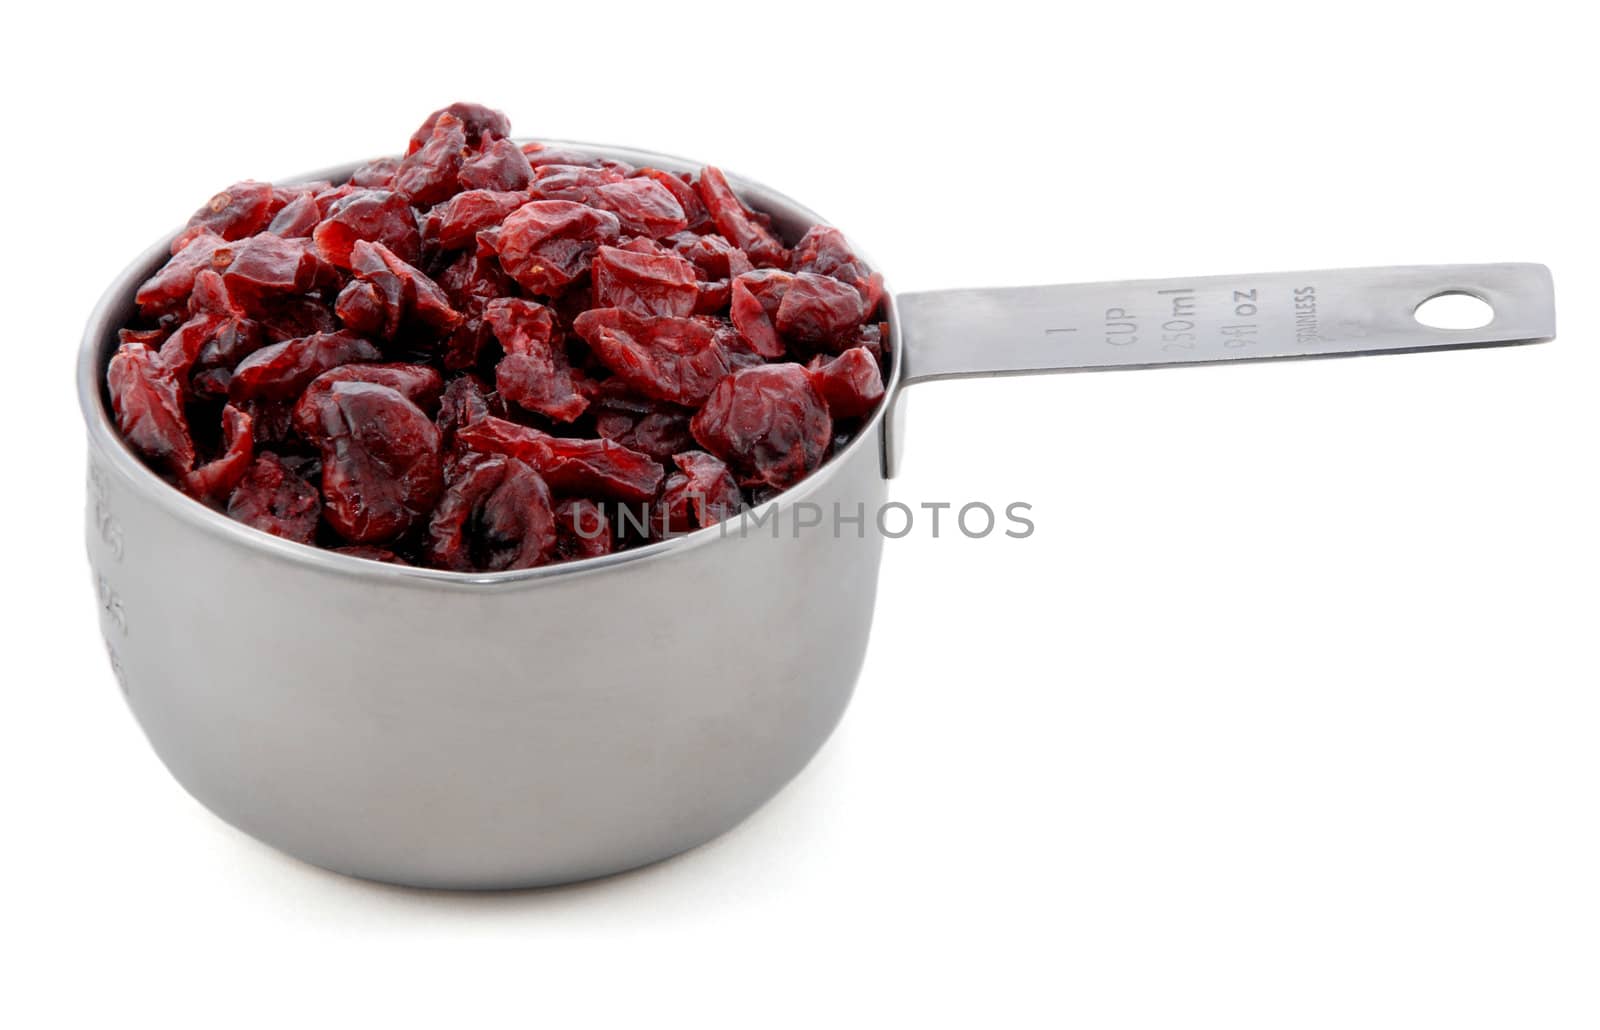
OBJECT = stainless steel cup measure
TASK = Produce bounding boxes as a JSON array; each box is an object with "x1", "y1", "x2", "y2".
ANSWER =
[{"x1": 78, "y1": 142, "x2": 1557, "y2": 889}]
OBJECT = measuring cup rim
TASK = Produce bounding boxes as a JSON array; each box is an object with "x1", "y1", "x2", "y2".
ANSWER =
[{"x1": 77, "y1": 140, "x2": 903, "y2": 590}]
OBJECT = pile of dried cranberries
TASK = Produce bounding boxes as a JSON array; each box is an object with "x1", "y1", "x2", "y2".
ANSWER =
[{"x1": 108, "y1": 103, "x2": 888, "y2": 571}]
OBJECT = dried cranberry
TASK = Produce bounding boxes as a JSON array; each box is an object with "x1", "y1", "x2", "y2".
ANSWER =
[
  {"x1": 433, "y1": 190, "x2": 530, "y2": 251},
  {"x1": 591, "y1": 245, "x2": 699, "y2": 317},
  {"x1": 228, "y1": 331, "x2": 382, "y2": 402},
  {"x1": 553, "y1": 498, "x2": 614, "y2": 560},
  {"x1": 408, "y1": 103, "x2": 511, "y2": 153},
  {"x1": 808, "y1": 346, "x2": 885, "y2": 418},
  {"x1": 695, "y1": 167, "x2": 787, "y2": 267},
  {"x1": 426, "y1": 455, "x2": 557, "y2": 572},
  {"x1": 182, "y1": 405, "x2": 255, "y2": 504},
  {"x1": 573, "y1": 308, "x2": 738, "y2": 406},
  {"x1": 293, "y1": 363, "x2": 445, "y2": 430},
  {"x1": 394, "y1": 112, "x2": 466, "y2": 206},
  {"x1": 136, "y1": 231, "x2": 234, "y2": 319},
  {"x1": 185, "y1": 181, "x2": 275, "y2": 242},
  {"x1": 345, "y1": 240, "x2": 462, "y2": 338},
  {"x1": 480, "y1": 200, "x2": 620, "y2": 295},
  {"x1": 266, "y1": 192, "x2": 322, "y2": 238},
  {"x1": 657, "y1": 450, "x2": 743, "y2": 533},
  {"x1": 298, "y1": 382, "x2": 444, "y2": 544},
  {"x1": 226, "y1": 453, "x2": 321, "y2": 544},
  {"x1": 457, "y1": 416, "x2": 663, "y2": 502},
  {"x1": 592, "y1": 178, "x2": 688, "y2": 238},
  {"x1": 690, "y1": 364, "x2": 832, "y2": 490},
  {"x1": 776, "y1": 272, "x2": 872, "y2": 348},
  {"x1": 729, "y1": 269, "x2": 794, "y2": 358},
  {"x1": 108, "y1": 341, "x2": 195, "y2": 475},
  {"x1": 458, "y1": 137, "x2": 534, "y2": 192},
  {"x1": 485, "y1": 298, "x2": 587, "y2": 422},
  {"x1": 222, "y1": 234, "x2": 339, "y2": 314},
  {"x1": 789, "y1": 226, "x2": 884, "y2": 312},
  {"x1": 312, "y1": 189, "x2": 422, "y2": 269}
]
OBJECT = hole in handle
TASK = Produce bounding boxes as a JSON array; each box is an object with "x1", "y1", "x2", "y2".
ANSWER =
[{"x1": 1414, "y1": 292, "x2": 1495, "y2": 330}]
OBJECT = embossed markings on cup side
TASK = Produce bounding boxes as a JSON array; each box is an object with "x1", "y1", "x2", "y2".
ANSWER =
[{"x1": 87, "y1": 460, "x2": 130, "y2": 694}]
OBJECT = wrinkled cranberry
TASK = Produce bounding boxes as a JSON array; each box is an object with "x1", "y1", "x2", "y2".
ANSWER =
[
  {"x1": 229, "y1": 330, "x2": 382, "y2": 402},
  {"x1": 637, "y1": 169, "x2": 713, "y2": 234},
  {"x1": 480, "y1": 200, "x2": 621, "y2": 294},
  {"x1": 293, "y1": 363, "x2": 445, "y2": 430},
  {"x1": 591, "y1": 244, "x2": 699, "y2": 317},
  {"x1": 266, "y1": 192, "x2": 322, "y2": 238},
  {"x1": 222, "y1": 234, "x2": 339, "y2": 314},
  {"x1": 458, "y1": 137, "x2": 534, "y2": 192},
  {"x1": 226, "y1": 453, "x2": 322, "y2": 544},
  {"x1": 136, "y1": 231, "x2": 234, "y2": 318},
  {"x1": 312, "y1": 189, "x2": 422, "y2": 269},
  {"x1": 729, "y1": 269, "x2": 793, "y2": 358},
  {"x1": 690, "y1": 364, "x2": 832, "y2": 489},
  {"x1": 408, "y1": 103, "x2": 511, "y2": 153},
  {"x1": 657, "y1": 450, "x2": 743, "y2": 533},
  {"x1": 593, "y1": 178, "x2": 688, "y2": 238},
  {"x1": 457, "y1": 417, "x2": 663, "y2": 502},
  {"x1": 434, "y1": 190, "x2": 531, "y2": 251},
  {"x1": 426, "y1": 454, "x2": 557, "y2": 571},
  {"x1": 108, "y1": 341, "x2": 194, "y2": 474},
  {"x1": 696, "y1": 166, "x2": 787, "y2": 266},
  {"x1": 344, "y1": 240, "x2": 462, "y2": 339},
  {"x1": 808, "y1": 346, "x2": 885, "y2": 418},
  {"x1": 485, "y1": 298, "x2": 587, "y2": 422},
  {"x1": 789, "y1": 226, "x2": 884, "y2": 312},
  {"x1": 553, "y1": 498, "x2": 614, "y2": 560},
  {"x1": 349, "y1": 157, "x2": 400, "y2": 189},
  {"x1": 573, "y1": 308, "x2": 737, "y2": 406},
  {"x1": 185, "y1": 181, "x2": 275, "y2": 242},
  {"x1": 182, "y1": 405, "x2": 255, "y2": 504},
  {"x1": 776, "y1": 272, "x2": 872, "y2": 348},
  {"x1": 394, "y1": 112, "x2": 466, "y2": 205},
  {"x1": 298, "y1": 382, "x2": 444, "y2": 544}
]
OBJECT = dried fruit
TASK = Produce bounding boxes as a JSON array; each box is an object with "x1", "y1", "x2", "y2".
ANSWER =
[
  {"x1": 226, "y1": 453, "x2": 321, "y2": 544},
  {"x1": 109, "y1": 103, "x2": 888, "y2": 570},
  {"x1": 690, "y1": 364, "x2": 832, "y2": 489},
  {"x1": 426, "y1": 455, "x2": 556, "y2": 571},
  {"x1": 298, "y1": 382, "x2": 444, "y2": 544}
]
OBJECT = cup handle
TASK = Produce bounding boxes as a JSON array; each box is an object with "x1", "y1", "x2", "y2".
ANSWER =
[{"x1": 884, "y1": 263, "x2": 1556, "y2": 476}]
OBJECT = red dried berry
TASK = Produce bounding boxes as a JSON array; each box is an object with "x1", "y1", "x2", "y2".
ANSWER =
[
  {"x1": 553, "y1": 498, "x2": 614, "y2": 561},
  {"x1": 182, "y1": 404, "x2": 255, "y2": 504},
  {"x1": 808, "y1": 346, "x2": 885, "y2": 418},
  {"x1": 408, "y1": 103, "x2": 511, "y2": 154},
  {"x1": 776, "y1": 272, "x2": 872, "y2": 348},
  {"x1": 426, "y1": 455, "x2": 557, "y2": 572},
  {"x1": 136, "y1": 230, "x2": 234, "y2": 319},
  {"x1": 458, "y1": 137, "x2": 534, "y2": 192},
  {"x1": 108, "y1": 341, "x2": 195, "y2": 475},
  {"x1": 228, "y1": 330, "x2": 382, "y2": 402},
  {"x1": 695, "y1": 166, "x2": 787, "y2": 267},
  {"x1": 293, "y1": 363, "x2": 445, "y2": 432},
  {"x1": 657, "y1": 450, "x2": 743, "y2": 533},
  {"x1": 690, "y1": 363, "x2": 832, "y2": 490},
  {"x1": 298, "y1": 382, "x2": 444, "y2": 544},
  {"x1": 729, "y1": 269, "x2": 794, "y2": 358},
  {"x1": 312, "y1": 189, "x2": 422, "y2": 269},
  {"x1": 457, "y1": 416, "x2": 663, "y2": 502},
  {"x1": 592, "y1": 178, "x2": 689, "y2": 238},
  {"x1": 788, "y1": 226, "x2": 884, "y2": 312},
  {"x1": 573, "y1": 308, "x2": 736, "y2": 406},
  {"x1": 433, "y1": 190, "x2": 531, "y2": 251},
  {"x1": 222, "y1": 233, "x2": 339, "y2": 314},
  {"x1": 226, "y1": 453, "x2": 322, "y2": 544},
  {"x1": 485, "y1": 298, "x2": 587, "y2": 422},
  {"x1": 480, "y1": 200, "x2": 621, "y2": 295},
  {"x1": 185, "y1": 181, "x2": 276, "y2": 242},
  {"x1": 345, "y1": 240, "x2": 463, "y2": 338},
  {"x1": 394, "y1": 112, "x2": 466, "y2": 206},
  {"x1": 591, "y1": 244, "x2": 699, "y2": 317}
]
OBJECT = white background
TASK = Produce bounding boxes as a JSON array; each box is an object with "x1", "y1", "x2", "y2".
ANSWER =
[{"x1": 4, "y1": 1, "x2": 1595, "y2": 1026}]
